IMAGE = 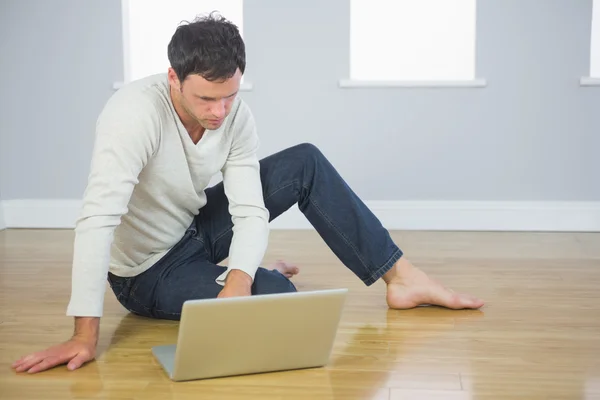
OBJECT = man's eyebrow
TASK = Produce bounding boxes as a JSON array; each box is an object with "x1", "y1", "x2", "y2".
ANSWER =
[{"x1": 197, "y1": 91, "x2": 238, "y2": 101}]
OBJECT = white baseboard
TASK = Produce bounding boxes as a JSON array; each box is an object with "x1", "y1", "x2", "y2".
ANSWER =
[
  {"x1": 0, "y1": 201, "x2": 5, "y2": 230},
  {"x1": 2, "y1": 200, "x2": 82, "y2": 229},
  {"x1": 1, "y1": 199, "x2": 599, "y2": 232},
  {"x1": 269, "y1": 201, "x2": 600, "y2": 232}
]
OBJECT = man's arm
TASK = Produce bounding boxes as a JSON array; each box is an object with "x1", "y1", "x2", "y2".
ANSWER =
[
  {"x1": 216, "y1": 101, "x2": 269, "y2": 294},
  {"x1": 67, "y1": 91, "x2": 159, "y2": 319},
  {"x1": 12, "y1": 90, "x2": 159, "y2": 373}
]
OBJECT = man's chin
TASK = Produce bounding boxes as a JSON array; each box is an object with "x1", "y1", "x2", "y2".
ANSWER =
[{"x1": 202, "y1": 119, "x2": 224, "y2": 130}]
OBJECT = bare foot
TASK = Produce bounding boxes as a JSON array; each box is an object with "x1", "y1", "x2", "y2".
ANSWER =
[
  {"x1": 383, "y1": 257, "x2": 484, "y2": 310},
  {"x1": 270, "y1": 260, "x2": 300, "y2": 279}
]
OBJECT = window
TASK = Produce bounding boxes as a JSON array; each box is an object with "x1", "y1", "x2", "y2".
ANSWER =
[
  {"x1": 347, "y1": 0, "x2": 478, "y2": 83},
  {"x1": 120, "y1": 0, "x2": 244, "y2": 83},
  {"x1": 590, "y1": 0, "x2": 600, "y2": 78}
]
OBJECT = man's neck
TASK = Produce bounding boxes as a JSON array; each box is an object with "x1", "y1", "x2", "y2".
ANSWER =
[{"x1": 188, "y1": 127, "x2": 205, "y2": 144}]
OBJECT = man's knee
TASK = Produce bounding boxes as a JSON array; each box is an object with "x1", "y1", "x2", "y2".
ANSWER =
[
  {"x1": 252, "y1": 268, "x2": 297, "y2": 296},
  {"x1": 287, "y1": 142, "x2": 330, "y2": 176},
  {"x1": 294, "y1": 142, "x2": 323, "y2": 160}
]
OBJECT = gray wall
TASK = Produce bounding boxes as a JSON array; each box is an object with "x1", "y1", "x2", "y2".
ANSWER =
[
  {"x1": 0, "y1": 0, "x2": 122, "y2": 199},
  {"x1": 1, "y1": 0, "x2": 598, "y2": 202}
]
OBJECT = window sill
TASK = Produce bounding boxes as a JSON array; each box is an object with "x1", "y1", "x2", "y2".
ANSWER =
[
  {"x1": 112, "y1": 81, "x2": 254, "y2": 91},
  {"x1": 338, "y1": 79, "x2": 487, "y2": 88},
  {"x1": 580, "y1": 77, "x2": 600, "y2": 86}
]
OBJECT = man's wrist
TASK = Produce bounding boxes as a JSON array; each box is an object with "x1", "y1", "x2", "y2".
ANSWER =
[
  {"x1": 225, "y1": 269, "x2": 253, "y2": 286},
  {"x1": 73, "y1": 317, "x2": 100, "y2": 345}
]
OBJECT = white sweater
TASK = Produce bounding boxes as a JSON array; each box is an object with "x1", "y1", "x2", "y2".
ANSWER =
[{"x1": 66, "y1": 74, "x2": 269, "y2": 317}]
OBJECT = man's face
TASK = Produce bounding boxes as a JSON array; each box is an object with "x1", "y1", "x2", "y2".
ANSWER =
[{"x1": 169, "y1": 68, "x2": 241, "y2": 131}]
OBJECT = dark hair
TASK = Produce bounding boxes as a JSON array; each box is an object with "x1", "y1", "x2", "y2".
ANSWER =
[{"x1": 167, "y1": 12, "x2": 245, "y2": 83}]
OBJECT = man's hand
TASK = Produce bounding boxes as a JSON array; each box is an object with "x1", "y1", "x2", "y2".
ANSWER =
[
  {"x1": 12, "y1": 336, "x2": 97, "y2": 373},
  {"x1": 217, "y1": 269, "x2": 253, "y2": 298},
  {"x1": 12, "y1": 317, "x2": 99, "y2": 374}
]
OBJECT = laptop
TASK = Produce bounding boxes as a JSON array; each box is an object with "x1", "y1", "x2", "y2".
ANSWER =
[{"x1": 151, "y1": 288, "x2": 348, "y2": 381}]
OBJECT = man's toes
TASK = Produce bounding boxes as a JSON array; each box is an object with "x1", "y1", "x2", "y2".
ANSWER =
[{"x1": 456, "y1": 294, "x2": 484, "y2": 309}]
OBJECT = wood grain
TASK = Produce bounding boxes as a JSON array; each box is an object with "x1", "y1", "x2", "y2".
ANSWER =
[{"x1": 1, "y1": 228, "x2": 600, "y2": 399}]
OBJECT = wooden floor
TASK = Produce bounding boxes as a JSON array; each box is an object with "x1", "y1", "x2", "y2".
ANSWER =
[{"x1": 1, "y1": 228, "x2": 600, "y2": 399}]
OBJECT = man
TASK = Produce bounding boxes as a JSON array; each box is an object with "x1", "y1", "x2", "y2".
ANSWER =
[{"x1": 12, "y1": 13, "x2": 483, "y2": 375}]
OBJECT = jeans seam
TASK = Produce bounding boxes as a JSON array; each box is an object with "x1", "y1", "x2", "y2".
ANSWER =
[
  {"x1": 304, "y1": 184, "x2": 372, "y2": 276},
  {"x1": 127, "y1": 275, "x2": 153, "y2": 314},
  {"x1": 212, "y1": 224, "x2": 233, "y2": 246},
  {"x1": 154, "y1": 308, "x2": 182, "y2": 317},
  {"x1": 191, "y1": 234, "x2": 212, "y2": 258},
  {"x1": 128, "y1": 292, "x2": 152, "y2": 314},
  {"x1": 130, "y1": 280, "x2": 140, "y2": 299},
  {"x1": 265, "y1": 180, "x2": 298, "y2": 201}
]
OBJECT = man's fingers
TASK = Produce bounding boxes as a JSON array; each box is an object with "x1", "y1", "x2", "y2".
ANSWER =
[
  {"x1": 14, "y1": 354, "x2": 45, "y2": 372},
  {"x1": 15, "y1": 349, "x2": 77, "y2": 374},
  {"x1": 12, "y1": 356, "x2": 27, "y2": 368},
  {"x1": 13, "y1": 340, "x2": 96, "y2": 374},
  {"x1": 67, "y1": 352, "x2": 92, "y2": 371},
  {"x1": 12, "y1": 357, "x2": 24, "y2": 368},
  {"x1": 13, "y1": 352, "x2": 40, "y2": 367},
  {"x1": 27, "y1": 356, "x2": 65, "y2": 374}
]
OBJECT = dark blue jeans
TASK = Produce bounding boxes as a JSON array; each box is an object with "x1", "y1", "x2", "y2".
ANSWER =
[{"x1": 107, "y1": 143, "x2": 403, "y2": 320}]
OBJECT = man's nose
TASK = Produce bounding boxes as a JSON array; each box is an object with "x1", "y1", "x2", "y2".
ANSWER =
[{"x1": 212, "y1": 100, "x2": 225, "y2": 118}]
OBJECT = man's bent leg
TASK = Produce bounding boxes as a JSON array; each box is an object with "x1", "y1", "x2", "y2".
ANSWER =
[
  {"x1": 201, "y1": 143, "x2": 401, "y2": 285},
  {"x1": 200, "y1": 143, "x2": 484, "y2": 310}
]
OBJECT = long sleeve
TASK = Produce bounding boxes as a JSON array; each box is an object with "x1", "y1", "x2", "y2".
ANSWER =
[
  {"x1": 66, "y1": 92, "x2": 159, "y2": 317},
  {"x1": 216, "y1": 103, "x2": 269, "y2": 285}
]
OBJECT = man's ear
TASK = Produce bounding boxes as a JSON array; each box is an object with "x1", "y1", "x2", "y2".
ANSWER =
[{"x1": 167, "y1": 68, "x2": 181, "y2": 91}]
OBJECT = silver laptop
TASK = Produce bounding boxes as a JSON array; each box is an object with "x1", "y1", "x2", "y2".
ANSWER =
[{"x1": 151, "y1": 288, "x2": 348, "y2": 381}]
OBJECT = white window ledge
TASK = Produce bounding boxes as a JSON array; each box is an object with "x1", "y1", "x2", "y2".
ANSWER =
[
  {"x1": 112, "y1": 81, "x2": 254, "y2": 91},
  {"x1": 338, "y1": 79, "x2": 487, "y2": 88},
  {"x1": 580, "y1": 77, "x2": 600, "y2": 86}
]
